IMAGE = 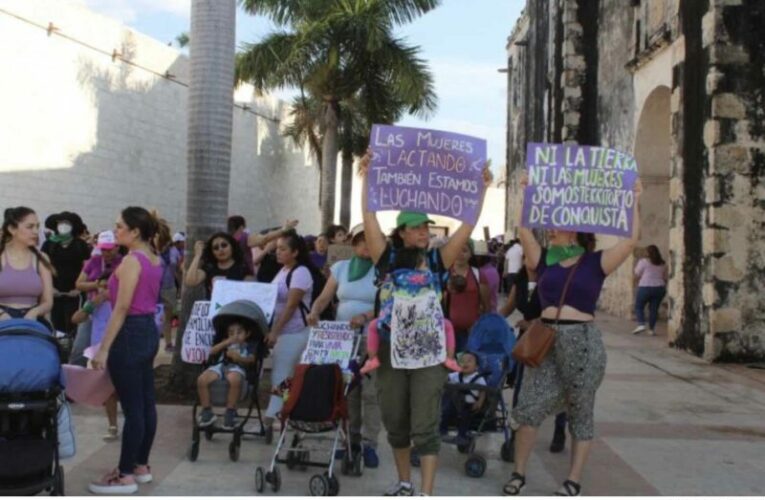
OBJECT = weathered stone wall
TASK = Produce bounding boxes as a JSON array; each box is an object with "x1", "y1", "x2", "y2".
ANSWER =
[{"x1": 0, "y1": 0, "x2": 322, "y2": 235}]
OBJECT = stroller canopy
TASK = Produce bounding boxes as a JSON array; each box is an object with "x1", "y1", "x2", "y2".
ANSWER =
[
  {"x1": 466, "y1": 313, "x2": 516, "y2": 386},
  {"x1": 0, "y1": 319, "x2": 62, "y2": 393},
  {"x1": 212, "y1": 300, "x2": 268, "y2": 344}
]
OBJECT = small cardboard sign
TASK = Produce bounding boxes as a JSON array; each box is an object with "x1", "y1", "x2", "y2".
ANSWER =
[
  {"x1": 181, "y1": 301, "x2": 215, "y2": 364},
  {"x1": 300, "y1": 321, "x2": 356, "y2": 369},
  {"x1": 326, "y1": 244, "x2": 355, "y2": 270}
]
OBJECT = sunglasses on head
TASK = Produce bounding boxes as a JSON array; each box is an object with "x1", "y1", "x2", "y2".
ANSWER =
[{"x1": 212, "y1": 242, "x2": 230, "y2": 251}]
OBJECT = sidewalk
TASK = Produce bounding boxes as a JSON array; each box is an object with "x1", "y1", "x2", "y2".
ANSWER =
[{"x1": 61, "y1": 314, "x2": 765, "y2": 496}]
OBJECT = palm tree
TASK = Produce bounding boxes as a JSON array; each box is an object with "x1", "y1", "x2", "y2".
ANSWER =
[
  {"x1": 237, "y1": 0, "x2": 439, "y2": 229},
  {"x1": 173, "y1": 0, "x2": 236, "y2": 380}
]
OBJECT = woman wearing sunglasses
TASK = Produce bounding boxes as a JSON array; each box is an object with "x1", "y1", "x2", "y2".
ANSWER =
[{"x1": 184, "y1": 232, "x2": 253, "y2": 299}]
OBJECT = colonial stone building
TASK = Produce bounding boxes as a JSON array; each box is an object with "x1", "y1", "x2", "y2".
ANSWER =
[{"x1": 504, "y1": 0, "x2": 765, "y2": 362}]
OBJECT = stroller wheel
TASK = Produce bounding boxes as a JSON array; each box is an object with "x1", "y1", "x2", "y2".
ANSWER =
[
  {"x1": 229, "y1": 441, "x2": 240, "y2": 462},
  {"x1": 188, "y1": 441, "x2": 200, "y2": 462},
  {"x1": 254, "y1": 467, "x2": 265, "y2": 493},
  {"x1": 501, "y1": 439, "x2": 514, "y2": 463},
  {"x1": 465, "y1": 454, "x2": 487, "y2": 478},
  {"x1": 410, "y1": 450, "x2": 421, "y2": 468},
  {"x1": 325, "y1": 473, "x2": 340, "y2": 496},
  {"x1": 309, "y1": 474, "x2": 329, "y2": 496},
  {"x1": 271, "y1": 465, "x2": 282, "y2": 492}
]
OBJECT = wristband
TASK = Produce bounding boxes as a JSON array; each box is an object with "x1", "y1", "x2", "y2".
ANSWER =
[{"x1": 82, "y1": 301, "x2": 96, "y2": 315}]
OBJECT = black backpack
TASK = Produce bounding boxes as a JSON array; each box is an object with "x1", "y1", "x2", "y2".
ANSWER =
[{"x1": 286, "y1": 264, "x2": 333, "y2": 323}]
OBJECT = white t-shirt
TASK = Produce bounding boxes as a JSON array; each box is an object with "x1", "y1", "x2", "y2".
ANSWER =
[
  {"x1": 504, "y1": 244, "x2": 523, "y2": 274},
  {"x1": 447, "y1": 371, "x2": 487, "y2": 404},
  {"x1": 272, "y1": 265, "x2": 313, "y2": 334}
]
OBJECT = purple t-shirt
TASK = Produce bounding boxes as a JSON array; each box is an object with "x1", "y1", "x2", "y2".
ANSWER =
[
  {"x1": 159, "y1": 246, "x2": 181, "y2": 290},
  {"x1": 108, "y1": 252, "x2": 163, "y2": 316},
  {"x1": 635, "y1": 258, "x2": 666, "y2": 287},
  {"x1": 272, "y1": 265, "x2": 313, "y2": 334},
  {"x1": 82, "y1": 254, "x2": 123, "y2": 300},
  {"x1": 480, "y1": 263, "x2": 500, "y2": 312},
  {"x1": 310, "y1": 251, "x2": 327, "y2": 271},
  {"x1": 536, "y1": 250, "x2": 606, "y2": 316}
]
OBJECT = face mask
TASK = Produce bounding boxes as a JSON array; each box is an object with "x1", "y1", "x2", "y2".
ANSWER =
[{"x1": 57, "y1": 223, "x2": 72, "y2": 235}]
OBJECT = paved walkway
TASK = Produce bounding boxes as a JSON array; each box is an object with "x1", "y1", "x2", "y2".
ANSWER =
[{"x1": 61, "y1": 314, "x2": 765, "y2": 496}]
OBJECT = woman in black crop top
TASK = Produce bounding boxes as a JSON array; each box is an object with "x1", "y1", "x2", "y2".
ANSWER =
[{"x1": 503, "y1": 175, "x2": 643, "y2": 497}]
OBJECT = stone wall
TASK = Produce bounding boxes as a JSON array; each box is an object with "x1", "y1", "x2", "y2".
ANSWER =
[{"x1": 0, "y1": 0, "x2": 322, "y2": 236}]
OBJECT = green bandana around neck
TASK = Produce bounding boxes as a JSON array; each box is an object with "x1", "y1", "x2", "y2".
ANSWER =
[
  {"x1": 546, "y1": 244, "x2": 585, "y2": 266},
  {"x1": 347, "y1": 256, "x2": 373, "y2": 282},
  {"x1": 49, "y1": 233, "x2": 74, "y2": 245}
]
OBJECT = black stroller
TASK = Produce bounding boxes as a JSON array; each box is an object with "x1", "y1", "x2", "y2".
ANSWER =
[
  {"x1": 188, "y1": 300, "x2": 269, "y2": 462},
  {"x1": 0, "y1": 319, "x2": 66, "y2": 495}
]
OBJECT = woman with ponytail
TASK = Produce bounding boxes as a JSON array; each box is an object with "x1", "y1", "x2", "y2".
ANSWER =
[
  {"x1": 0, "y1": 207, "x2": 54, "y2": 327},
  {"x1": 89, "y1": 207, "x2": 163, "y2": 495}
]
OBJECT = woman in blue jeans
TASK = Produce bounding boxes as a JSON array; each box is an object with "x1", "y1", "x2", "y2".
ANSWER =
[
  {"x1": 90, "y1": 207, "x2": 163, "y2": 495},
  {"x1": 631, "y1": 245, "x2": 667, "y2": 337}
]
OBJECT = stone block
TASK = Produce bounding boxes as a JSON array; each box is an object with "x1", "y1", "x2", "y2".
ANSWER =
[
  {"x1": 702, "y1": 11, "x2": 718, "y2": 48},
  {"x1": 703, "y1": 283, "x2": 718, "y2": 306},
  {"x1": 711, "y1": 145, "x2": 750, "y2": 174},
  {"x1": 565, "y1": 54, "x2": 586, "y2": 71},
  {"x1": 670, "y1": 88, "x2": 681, "y2": 113},
  {"x1": 669, "y1": 177, "x2": 683, "y2": 202},
  {"x1": 710, "y1": 43, "x2": 750, "y2": 65},
  {"x1": 711, "y1": 93, "x2": 746, "y2": 120},
  {"x1": 703, "y1": 120, "x2": 721, "y2": 148},
  {"x1": 706, "y1": 67, "x2": 725, "y2": 94},
  {"x1": 713, "y1": 254, "x2": 745, "y2": 282},
  {"x1": 709, "y1": 204, "x2": 745, "y2": 228},
  {"x1": 564, "y1": 111, "x2": 581, "y2": 127},
  {"x1": 705, "y1": 177, "x2": 721, "y2": 204},
  {"x1": 703, "y1": 227, "x2": 730, "y2": 253},
  {"x1": 711, "y1": 307, "x2": 742, "y2": 333}
]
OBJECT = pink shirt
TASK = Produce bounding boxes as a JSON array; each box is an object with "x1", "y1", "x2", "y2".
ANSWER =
[
  {"x1": 635, "y1": 258, "x2": 666, "y2": 287},
  {"x1": 108, "y1": 251, "x2": 163, "y2": 315}
]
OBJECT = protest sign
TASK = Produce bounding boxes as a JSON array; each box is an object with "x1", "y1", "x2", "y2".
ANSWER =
[
  {"x1": 300, "y1": 321, "x2": 356, "y2": 369},
  {"x1": 521, "y1": 143, "x2": 639, "y2": 237},
  {"x1": 181, "y1": 301, "x2": 215, "y2": 364},
  {"x1": 326, "y1": 244, "x2": 355, "y2": 270},
  {"x1": 208, "y1": 280, "x2": 277, "y2": 322},
  {"x1": 367, "y1": 124, "x2": 487, "y2": 225}
]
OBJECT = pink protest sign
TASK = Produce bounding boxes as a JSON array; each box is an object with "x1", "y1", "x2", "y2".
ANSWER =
[
  {"x1": 367, "y1": 125, "x2": 487, "y2": 225},
  {"x1": 62, "y1": 364, "x2": 115, "y2": 407}
]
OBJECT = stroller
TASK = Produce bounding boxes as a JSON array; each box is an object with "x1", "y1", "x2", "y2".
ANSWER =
[
  {"x1": 439, "y1": 313, "x2": 516, "y2": 478},
  {"x1": 255, "y1": 328, "x2": 362, "y2": 496},
  {"x1": 188, "y1": 300, "x2": 269, "y2": 463},
  {"x1": 0, "y1": 319, "x2": 66, "y2": 495}
]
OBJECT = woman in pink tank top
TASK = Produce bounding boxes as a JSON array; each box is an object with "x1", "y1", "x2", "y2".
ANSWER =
[
  {"x1": 89, "y1": 207, "x2": 163, "y2": 495},
  {"x1": 0, "y1": 207, "x2": 54, "y2": 326}
]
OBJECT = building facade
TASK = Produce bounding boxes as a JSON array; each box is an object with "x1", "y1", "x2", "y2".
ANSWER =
[{"x1": 505, "y1": 0, "x2": 765, "y2": 362}]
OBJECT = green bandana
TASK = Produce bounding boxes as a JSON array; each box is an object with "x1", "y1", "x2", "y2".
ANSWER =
[
  {"x1": 49, "y1": 233, "x2": 74, "y2": 245},
  {"x1": 347, "y1": 256, "x2": 373, "y2": 282},
  {"x1": 546, "y1": 244, "x2": 585, "y2": 266}
]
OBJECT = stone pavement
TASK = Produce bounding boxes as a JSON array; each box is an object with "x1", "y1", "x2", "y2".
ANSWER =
[{"x1": 61, "y1": 314, "x2": 765, "y2": 496}]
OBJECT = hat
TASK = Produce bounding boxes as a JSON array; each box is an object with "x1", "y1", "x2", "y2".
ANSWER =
[
  {"x1": 396, "y1": 211, "x2": 435, "y2": 228},
  {"x1": 172, "y1": 232, "x2": 186, "y2": 243},
  {"x1": 48, "y1": 211, "x2": 85, "y2": 236},
  {"x1": 96, "y1": 231, "x2": 117, "y2": 250},
  {"x1": 472, "y1": 240, "x2": 490, "y2": 256},
  {"x1": 350, "y1": 223, "x2": 365, "y2": 241}
]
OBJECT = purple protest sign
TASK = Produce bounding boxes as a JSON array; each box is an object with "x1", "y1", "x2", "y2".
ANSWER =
[
  {"x1": 367, "y1": 124, "x2": 487, "y2": 225},
  {"x1": 521, "y1": 143, "x2": 639, "y2": 237}
]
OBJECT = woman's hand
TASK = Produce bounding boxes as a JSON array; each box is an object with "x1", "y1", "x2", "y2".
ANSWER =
[
  {"x1": 23, "y1": 309, "x2": 37, "y2": 321},
  {"x1": 358, "y1": 149, "x2": 372, "y2": 177},
  {"x1": 519, "y1": 170, "x2": 529, "y2": 189},
  {"x1": 349, "y1": 314, "x2": 368, "y2": 329},
  {"x1": 194, "y1": 240, "x2": 205, "y2": 258},
  {"x1": 634, "y1": 178, "x2": 643, "y2": 198},
  {"x1": 266, "y1": 331, "x2": 279, "y2": 348},
  {"x1": 482, "y1": 161, "x2": 494, "y2": 189},
  {"x1": 92, "y1": 347, "x2": 108, "y2": 370},
  {"x1": 306, "y1": 312, "x2": 320, "y2": 327},
  {"x1": 282, "y1": 220, "x2": 299, "y2": 232}
]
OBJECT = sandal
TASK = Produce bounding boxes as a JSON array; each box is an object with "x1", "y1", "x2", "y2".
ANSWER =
[
  {"x1": 503, "y1": 472, "x2": 526, "y2": 496},
  {"x1": 555, "y1": 480, "x2": 581, "y2": 496}
]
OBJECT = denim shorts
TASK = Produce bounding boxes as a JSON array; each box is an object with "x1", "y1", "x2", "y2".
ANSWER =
[{"x1": 205, "y1": 362, "x2": 246, "y2": 380}]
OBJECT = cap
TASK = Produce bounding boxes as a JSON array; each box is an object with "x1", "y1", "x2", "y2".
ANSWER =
[
  {"x1": 472, "y1": 240, "x2": 490, "y2": 256},
  {"x1": 396, "y1": 211, "x2": 435, "y2": 228},
  {"x1": 172, "y1": 232, "x2": 186, "y2": 243},
  {"x1": 96, "y1": 231, "x2": 117, "y2": 250},
  {"x1": 350, "y1": 223, "x2": 365, "y2": 240}
]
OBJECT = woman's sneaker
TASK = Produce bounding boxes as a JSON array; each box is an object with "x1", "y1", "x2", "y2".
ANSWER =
[
  {"x1": 363, "y1": 445, "x2": 379, "y2": 468},
  {"x1": 384, "y1": 481, "x2": 415, "y2": 496},
  {"x1": 103, "y1": 425, "x2": 119, "y2": 442},
  {"x1": 197, "y1": 408, "x2": 216, "y2": 428},
  {"x1": 88, "y1": 469, "x2": 138, "y2": 495},
  {"x1": 631, "y1": 325, "x2": 647, "y2": 335},
  {"x1": 134, "y1": 465, "x2": 152, "y2": 484}
]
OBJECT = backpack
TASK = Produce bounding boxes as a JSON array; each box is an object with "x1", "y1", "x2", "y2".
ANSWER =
[
  {"x1": 286, "y1": 264, "x2": 333, "y2": 324},
  {"x1": 281, "y1": 364, "x2": 346, "y2": 423},
  {"x1": 443, "y1": 266, "x2": 481, "y2": 318}
]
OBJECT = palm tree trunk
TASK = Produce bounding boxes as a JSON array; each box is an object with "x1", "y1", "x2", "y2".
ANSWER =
[
  {"x1": 320, "y1": 100, "x2": 340, "y2": 229},
  {"x1": 172, "y1": 0, "x2": 236, "y2": 387},
  {"x1": 339, "y1": 149, "x2": 353, "y2": 228}
]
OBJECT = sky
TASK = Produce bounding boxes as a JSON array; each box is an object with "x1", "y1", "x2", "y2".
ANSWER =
[{"x1": 80, "y1": 0, "x2": 524, "y2": 174}]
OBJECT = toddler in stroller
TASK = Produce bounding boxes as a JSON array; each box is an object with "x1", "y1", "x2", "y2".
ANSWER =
[
  {"x1": 436, "y1": 313, "x2": 516, "y2": 478},
  {"x1": 189, "y1": 300, "x2": 268, "y2": 462},
  {"x1": 0, "y1": 319, "x2": 68, "y2": 495}
]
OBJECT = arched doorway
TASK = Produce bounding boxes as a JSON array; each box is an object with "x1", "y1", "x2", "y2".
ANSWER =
[{"x1": 634, "y1": 85, "x2": 672, "y2": 321}]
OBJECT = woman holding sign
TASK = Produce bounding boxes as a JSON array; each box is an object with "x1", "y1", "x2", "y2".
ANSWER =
[
  {"x1": 503, "y1": 175, "x2": 642, "y2": 497},
  {"x1": 359, "y1": 151, "x2": 493, "y2": 496}
]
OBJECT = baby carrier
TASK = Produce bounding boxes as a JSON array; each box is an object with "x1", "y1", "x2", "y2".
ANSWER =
[
  {"x1": 0, "y1": 319, "x2": 67, "y2": 495},
  {"x1": 439, "y1": 313, "x2": 516, "y2": 478},
  {"x1": 255, "y1": 328, "x2": 363, "y2": 496},
  {"x1": 188, "y1": 300, "x2": 269, "y2": 463}
]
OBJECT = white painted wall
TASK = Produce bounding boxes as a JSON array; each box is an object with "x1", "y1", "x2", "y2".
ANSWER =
[{"x1": 0, "y1": 0, "x2": 322, "y2": 236}]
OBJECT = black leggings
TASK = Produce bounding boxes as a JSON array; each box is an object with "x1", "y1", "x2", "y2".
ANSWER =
[{"x1": 0, "y1": 304, "x2": 53, "y2": 331}]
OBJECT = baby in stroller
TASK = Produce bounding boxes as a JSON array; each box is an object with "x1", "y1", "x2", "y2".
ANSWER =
[
  {"x1": 439, "y1": 352, "x2": 487, "y2": 444},
  {"x1": 196, "y1": 320, "x2": 256, "y2": 430}
]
